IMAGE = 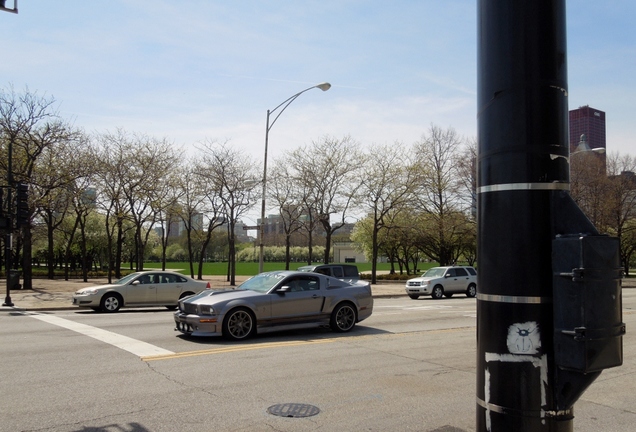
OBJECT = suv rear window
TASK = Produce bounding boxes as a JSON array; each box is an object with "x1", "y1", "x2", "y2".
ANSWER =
[
  {"x1": 454, "y1": 268, "x2": 468, "y2": 277},
  {"x1": 466, "y1": 267, "x2": 477, "y2": 276},
  {"x1": 331, "y1": 267, "x2": 344, "y2": 278},
  {"x1": 343, "y1": 265, "x2": 359, "y2": 277}
]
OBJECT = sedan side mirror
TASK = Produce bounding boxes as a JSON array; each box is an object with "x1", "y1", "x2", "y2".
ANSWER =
[{"x1": 131, "y1": 280, "x2": 140, "y2": 286}]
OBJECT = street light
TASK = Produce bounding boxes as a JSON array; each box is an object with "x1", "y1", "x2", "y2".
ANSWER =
[
  {"x1": 0, "y1": 0, "x2": 18, "y2": 14},
  {"x1": 550, "y1": 134, "x2": 606, "y2": 162},
  {"x1": 258, "y1": 82, "x2": 331, "y2": 273}
]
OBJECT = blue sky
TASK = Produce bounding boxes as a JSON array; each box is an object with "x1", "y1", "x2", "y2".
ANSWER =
[{"x1": 1, "y1": 1, "x2": 634, "y2": 160}]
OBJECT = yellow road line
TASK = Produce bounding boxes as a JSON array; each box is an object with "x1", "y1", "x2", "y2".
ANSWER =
[
  {"x1": 142, "y1": 327, "x2": 474, "y2": 362},
  {"x1": 142, "y1": 338, "x2": 337, "y2": 361}
]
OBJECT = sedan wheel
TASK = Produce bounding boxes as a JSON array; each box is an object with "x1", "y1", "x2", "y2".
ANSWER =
[
  {"x1": 223, "y1": 308, "x2": 255, "y2": 341},
  {"x1": 466, "y1": 284, "x2": 477, "y2": 298},
  {"x1": 431, "y1": 285, "x2": 444, "y2": 299},
  {"x1": 100, "y1": 294, "x2": 122, "y2": 312},
  {"x1": 330, "y1": 303, "x2": 357, "y2": 333}
]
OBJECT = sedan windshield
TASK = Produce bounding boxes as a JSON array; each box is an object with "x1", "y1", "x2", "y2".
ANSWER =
[
  {"x1": 422, "y1": 268, "x2": 446, "y2": 278},
  {"x1": 114, "y1": 273, "x2": 141, "y2": 285},
  {"x1": 238, "y1": 273, "x2": 286, "y2": 293}
]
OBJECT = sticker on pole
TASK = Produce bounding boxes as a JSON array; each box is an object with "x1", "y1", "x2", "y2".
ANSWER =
[{"x1": 507, "y1": 321, "x2": 541, "y2": 355}]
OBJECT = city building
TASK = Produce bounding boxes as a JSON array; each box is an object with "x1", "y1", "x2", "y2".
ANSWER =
[{"x1": 569, "y1": 105, "x2": 606, "y2": 153}]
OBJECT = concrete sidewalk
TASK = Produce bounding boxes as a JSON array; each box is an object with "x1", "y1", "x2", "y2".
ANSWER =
[
  {"x1": 4, "y1": 275, "x2": 634, "y2": 312},
  {"x1": 1, "y1": 275, "x2": 410, "y2": 311}
]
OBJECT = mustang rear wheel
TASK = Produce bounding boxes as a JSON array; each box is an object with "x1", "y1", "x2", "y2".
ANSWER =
[
  {"x1": 223, "y1": 308, "x2": 255, "y2": 341},
  {"x1": 330, "y1": 303, "x2": 357, "y2": 333},
  {"x1": 100, "y1": 293, "x2": 122, "y2": 312}
]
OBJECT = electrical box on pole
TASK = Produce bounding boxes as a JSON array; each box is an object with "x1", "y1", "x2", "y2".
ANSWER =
[{"x1": 16, "y1": 182, "x2": 29, "y2": 228}]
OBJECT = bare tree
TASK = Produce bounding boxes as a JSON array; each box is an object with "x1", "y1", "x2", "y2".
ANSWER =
[
  {"x1": 121, "y1": 133, "x2": 176, "y2": 270},
  {"x1": 411, "y1": 125, "x2": 472, "y2": 266},
  {"x1": 358, "y1": 142, "x2": 417, "y2": 283},
  {"x1": 0, "y1": 86, "x2": 78, "y2": 287},
  {"x1": 605, "y1": 153, "x2": 636, "y2": 275},
  {"x1": 197, "y1": 140, "x2": 259, "y2": 285},
  {"x1": 570, "y1": 150, "x2": 610, "y2": 230},
  {"x1": 94, "y1": 129, "x2": 134, "y2": 280},
  {"x1": 288, "y1": 135, "x2": 364, "y2": 264},
  {"x1": 269, "y1": 158, "x2": 305, "y2": 269},
  {"x1": 151, "y1": 165, "x2": 182, "y2": 272}
]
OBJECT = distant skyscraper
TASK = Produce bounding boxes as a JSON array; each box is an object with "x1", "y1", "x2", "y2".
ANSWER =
[{"x1": 569, "y1": 105, "x2": 606, "y2": 153}]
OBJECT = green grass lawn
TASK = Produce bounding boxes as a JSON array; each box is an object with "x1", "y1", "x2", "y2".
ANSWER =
[
  {"x1": 142, "y1": 261, "x2": 437, "y2": 276},
  {"x1": 27, "y1": 261, "x2": 438, "y2": 279}
]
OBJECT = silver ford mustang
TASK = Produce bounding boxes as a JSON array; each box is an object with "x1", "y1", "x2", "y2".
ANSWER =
[{"x1": 174, "y1": 270, "x2": 374, "y2": 340}]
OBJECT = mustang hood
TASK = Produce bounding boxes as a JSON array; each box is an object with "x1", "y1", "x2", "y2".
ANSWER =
[{"x1": 184, "y1": 289, "x2": 262, "y2": 304}]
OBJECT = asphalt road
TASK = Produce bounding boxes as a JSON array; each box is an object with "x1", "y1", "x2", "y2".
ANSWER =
[{"x1": 1, "y1": 294, "x2": 635, "y2": 432}]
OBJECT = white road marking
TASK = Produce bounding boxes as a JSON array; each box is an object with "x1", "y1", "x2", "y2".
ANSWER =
[
  {"x1": 28, "y1": 313, "x2": 175, "y2": 357},
  {"x1": 405, "y1": 305, "x2": 452, "y2": 311}
]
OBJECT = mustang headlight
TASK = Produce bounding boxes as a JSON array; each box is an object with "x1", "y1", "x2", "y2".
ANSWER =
[{"x1": 199, "y1": 305, "x2": 215, "y2": 315}]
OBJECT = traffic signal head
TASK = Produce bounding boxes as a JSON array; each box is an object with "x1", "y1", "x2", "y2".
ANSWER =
[{"x1": 16, "y1": 182, "x2": 29, "y2": 227}]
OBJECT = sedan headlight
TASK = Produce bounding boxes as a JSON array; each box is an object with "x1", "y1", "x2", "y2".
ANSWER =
[
  {"x1": 78, "y1": 288, "x2": 99, "y2": 295},
  {"x1": 199, "y1": 305, "x2": 215, "y2": 315}
]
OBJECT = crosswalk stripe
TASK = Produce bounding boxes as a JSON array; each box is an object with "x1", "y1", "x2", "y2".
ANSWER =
[{"x1": 28, "y1": 313, "x2": 175, "y2": 357}]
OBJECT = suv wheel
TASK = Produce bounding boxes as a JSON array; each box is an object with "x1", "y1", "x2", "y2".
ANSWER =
[
  {"x1": 466, "y1": 283, "x2": 477, "y2": 298},
  {"x1": 431, "y1": 285, "x2": 444, "y2": 299}
]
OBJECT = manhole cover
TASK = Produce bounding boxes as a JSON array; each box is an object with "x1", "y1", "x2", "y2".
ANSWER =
[{"x1": 267, "y1": 403, "x2": 320, "y2": 418}]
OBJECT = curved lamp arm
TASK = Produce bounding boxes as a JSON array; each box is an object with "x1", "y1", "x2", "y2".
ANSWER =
[
  {"x1": 259, "y1": 82, "x2": 331, "y2": 273},
  {"x1": 267, "y1": 82, "x2": 331, "y2": 132}
]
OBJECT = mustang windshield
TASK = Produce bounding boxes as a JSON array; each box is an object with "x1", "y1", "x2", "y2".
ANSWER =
[{"x1": 238, "y1": 273, "x2": 286, "y2": 293}]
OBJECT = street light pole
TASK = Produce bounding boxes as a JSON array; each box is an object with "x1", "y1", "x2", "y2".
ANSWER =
[
  {"x1": 259, "y1": 82, "x2": 331, "y2": 274},
  {"x1": 1, "y1": 0, "x2": 17, "y2": 310},
  {"x1": 3, "y1": 139, "x2": 13, "y2": 307}
]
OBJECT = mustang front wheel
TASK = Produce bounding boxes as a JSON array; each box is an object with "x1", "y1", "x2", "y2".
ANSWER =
[
  {"x1": 222, "y1": 308, "x2": 255, "y2": 341},
  {"x1": 330, "y1": 303, "x2": 357, "y2": 333}
]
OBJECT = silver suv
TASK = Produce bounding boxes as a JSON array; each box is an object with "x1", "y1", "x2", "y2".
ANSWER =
[
  {"x1": 405, "y1": 266, "x2": 477, "y2": 299},
  {"x1": 297, "y1": 264, "x2": 359, "y2": 282}
]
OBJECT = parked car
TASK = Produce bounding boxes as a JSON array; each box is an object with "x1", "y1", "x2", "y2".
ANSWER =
[
  {"x1": 72, "y1": 271, "x2": 211, "y2": 312},
  {"x1": 405, "y1": 266, "x2": 477, "y2": 299},
  {"x1": 174, "y1": 270, "x2": 373, "y2": 340},
  {"x1": 297, "y1": 264, "x2": 360, "y2": 281}
]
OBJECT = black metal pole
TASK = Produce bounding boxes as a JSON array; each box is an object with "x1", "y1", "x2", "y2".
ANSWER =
[
  {"x1": 3, "y1": 139, "x2": 13, "y2": 307},
  {"x1": 476, "y1": 0, "x2": 571, "y2": 429},
  {"x1": 1, "y1": 0, "x2": 17, "y2": 307}
]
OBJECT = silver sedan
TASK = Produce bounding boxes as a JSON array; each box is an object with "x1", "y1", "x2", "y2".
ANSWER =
[{"x1": 72, "y1": 271, "x2": 210, "y2": 312}]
